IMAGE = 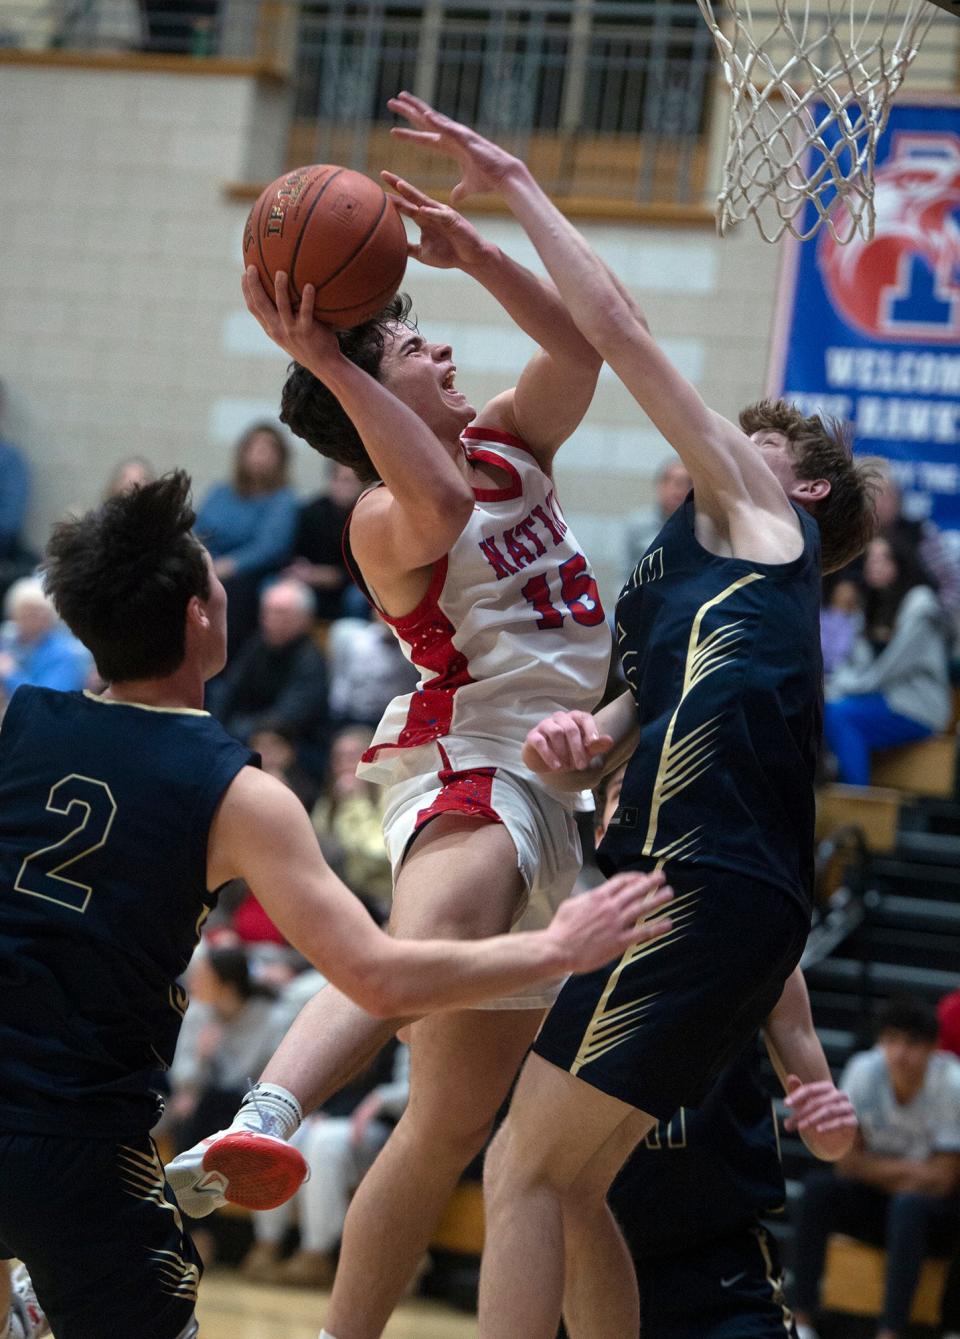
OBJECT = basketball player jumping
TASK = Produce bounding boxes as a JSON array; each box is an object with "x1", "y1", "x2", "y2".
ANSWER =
[
  {"x1": 0, "y1": 475, "x2": 669, "y2": 1339},
  {"x1": 167, "y1": 175, "x2": 637, "y2": 1339},
  {"x1": 381, "y1": 93, "x2": 878, "y2": 1339}
]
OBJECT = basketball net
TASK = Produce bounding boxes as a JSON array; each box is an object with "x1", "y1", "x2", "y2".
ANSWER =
[{"x1": 696, "y1": 0, "x2": 938, "y2": 242}]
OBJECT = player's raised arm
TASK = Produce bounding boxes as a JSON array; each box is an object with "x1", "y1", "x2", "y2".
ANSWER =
[
  {"x1": 208, "y1": 767, "x2": 672, "y2": 1018},
  {"x1": 242, "y1": 266, "x2": 473, "y2": 575},
  {"x1": 382, "y1": 162, "x2": 601, "y2": 467},
  {"x1": 388, "y1": 94, "x2": 808, "y2": 561}
]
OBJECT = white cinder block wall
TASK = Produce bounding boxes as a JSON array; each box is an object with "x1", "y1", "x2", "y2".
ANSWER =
[{"x1": 1, "y1": 60, "x2": 782, "y2": 604}]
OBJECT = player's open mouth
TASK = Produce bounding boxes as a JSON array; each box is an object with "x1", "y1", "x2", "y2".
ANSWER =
[{"x1": 440, "y1": 368, "x2": 466, "y2": 402}]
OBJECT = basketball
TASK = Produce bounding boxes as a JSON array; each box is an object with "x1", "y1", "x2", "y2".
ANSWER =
[{"x1": 243, "y1": 164, "x2": 408, "y2": 329}]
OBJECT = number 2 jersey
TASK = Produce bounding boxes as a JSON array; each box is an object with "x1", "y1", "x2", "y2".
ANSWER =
[
  {"x1": 349, "y1": 427, "x2": 612, "y2": 797},
  {"x1": 0, "y1": 686, "x2": 254, "y2": 1138}
]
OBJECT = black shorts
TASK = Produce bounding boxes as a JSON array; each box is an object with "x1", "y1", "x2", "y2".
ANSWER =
[
  {"x1": 0, "y1": 1131, "x2": 201, "y2": 1339},
  {"x1": 637, "y1": 1226, "x2": 798, "y2": 1339},
  {"x1": 534, "y1": 861, "x2": 808, "y2": 1118}
]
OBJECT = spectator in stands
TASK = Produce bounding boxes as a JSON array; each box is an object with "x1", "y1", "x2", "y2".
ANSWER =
[
  {"x1": 327, "y1": 611, "x2": 419, "y2": 728},
  {"x1": 196, "y1": 423, "x2": 297, "y2": 655},
  {"x1": 167, "y1": 946, "x2": 278, "y2": 1153},
  {"x1": 873, "y1": 461, "x2": 960, "y2": 630},
  {"x1": 287, "y1": 462, "x2": 366, "y2": 622},
  {"x1": 624, "y1": 456, "x2": 692, "y2": 570},
  {"x1": 0, "y1": 382, "x2": 35, "y2": 604},
  {"x1": 792, "y1": 995, "x2": 960, "y2": 1339},
  {"x1": 249, "y1": 725, "x2": 321, "y2": 812},
  {"x1": 824, "y1": 535, "x2": 951, "y2": 785},
  {"x1": 820, "y1": 575, "x2": 863, "y2": 676},
  {"x1": 212, "y1": 577, "x2": 330, "y2": 779},
  {"x1": 0, "y1": 577, "x2": 92, "y2": 711},
  {"x1": 242, "y1": 1043, "x2": 410, "y2": 1288},
  {"x1": 103, "y1": 455, "x2": 156, "y2": 500},
  {"x1": 312, "y1": 725, "x2": 391, "y2": 917}
]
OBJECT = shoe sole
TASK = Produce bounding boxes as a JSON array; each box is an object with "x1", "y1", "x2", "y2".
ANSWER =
[{"x1": 201, "y1": 1132, "x2": 308, "y2": 1211}]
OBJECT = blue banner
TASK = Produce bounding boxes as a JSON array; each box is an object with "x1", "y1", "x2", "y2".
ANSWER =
[{"x1": 773, "y1": 100, "x2": 960, "y2": 538}]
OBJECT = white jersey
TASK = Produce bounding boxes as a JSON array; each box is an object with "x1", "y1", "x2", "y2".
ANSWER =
[{"x1": 349, "y1": 427, "x2": 612, "y2": 801}]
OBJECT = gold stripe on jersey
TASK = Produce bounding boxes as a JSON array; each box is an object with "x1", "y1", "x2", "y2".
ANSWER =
[
  {"x1": 149, "y1": 1248, "x2": 200, "y2": 1301},
  {"x1": 570, "y1": 886, "x2": 703, "y2": 1074},
  {"x1": 754, "y1": 1226, "x2": 795, "y2": 1334},
  {"x1": 643, "y1": 573, "x2": 765, "y2": 854},
  {"x1": 117, "y1": 1144, "x2": 185, "y2": 1235},
  {"x1": 651, "y1": 824, "x2": 704, "y2": 864},
  {"x1": 169, "y1": 982, "x2": 189, "y2": 1018}
]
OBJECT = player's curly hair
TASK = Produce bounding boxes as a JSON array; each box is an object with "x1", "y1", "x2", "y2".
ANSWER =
[
  {"x1": 43, "y1": 470, "x2": 210, "y2": 683},
  {"x1": 279, "y1": 293, "x2": 415, "y2": 482},
  {"x1": 739, "y1": 399, "x2": 880, "y2": 573}
]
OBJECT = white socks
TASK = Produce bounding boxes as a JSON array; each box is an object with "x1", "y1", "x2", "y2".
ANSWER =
[
  {"x1": 237, "y1": 1083, "x2": 304, "y2": 1141},
  {"x1": 319, "y1": 1331, "x2": 340, "y2": 1339}
]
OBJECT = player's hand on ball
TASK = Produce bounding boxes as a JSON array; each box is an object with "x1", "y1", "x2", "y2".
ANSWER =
[
  {"x1": 381, "y1": 171, "x2": 488, "y2": 271},
  {"x1": 783, "y1": 1075, "x2": 858, "y2": 1161},
  {"x1": 547, "y1": 872, "x2": 672, "y2": 974},
  {"x1": 242, "y1": 266, "x2": 342, "y2": 373},
  {"x1": 388, "y1": 91, "x2": 524, "y2": 204},
  {"x1": 523, "y1": 710, "x2": 614, "y2": 776}
]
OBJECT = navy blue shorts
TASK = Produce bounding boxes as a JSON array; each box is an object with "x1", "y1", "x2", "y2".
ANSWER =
[
  {"x1": 534, "y1": 861, "x2": 808, "y2": 1118},
  {"x1": 637, "y1": 1226, "x2": 798, "y2": 1338},
  {"x1": 0, "y1": 1132, "x2": 200, "y2": 1339}
]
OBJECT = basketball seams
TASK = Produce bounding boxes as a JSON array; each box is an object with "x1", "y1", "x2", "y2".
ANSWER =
[
  {"x1": 252, "y1": 189, "x2": 275, "y2": 303},
  {"x1": 286, "y1": 167, "x2": 345, "y2": 303},
  {"x1": 298, "y1": 191, "x2": 387, "y2": 298},
  {"x1": 246, "y1": 163, "x2": 408, "y2": 328},
  {"x1": 317, "y1": 251, "x2": 408, "y2": 319}
]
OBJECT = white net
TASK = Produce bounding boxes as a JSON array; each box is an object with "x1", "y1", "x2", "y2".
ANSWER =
[{"x1": 696, "y1": 0, "x2": 938, "y2": 242}]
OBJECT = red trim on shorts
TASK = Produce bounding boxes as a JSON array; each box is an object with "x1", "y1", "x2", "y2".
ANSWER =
[
  {"x1": 360, "y1": 558, "x2": 475, "y2": 764},
  {"x1": 413, "y1": 768, "x2": 503, "y2": 833}
]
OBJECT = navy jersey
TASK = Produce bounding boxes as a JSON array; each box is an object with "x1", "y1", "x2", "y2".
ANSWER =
[
  {"x1": 600, "y1": 496, "x2": 823, "y2": 908},
  {"x1": 608, "y1": 1037, "x2": 786, "y2": 1259},
  {"x1": 0, "y1": 687, "x2": 255, "y2": 1138}
]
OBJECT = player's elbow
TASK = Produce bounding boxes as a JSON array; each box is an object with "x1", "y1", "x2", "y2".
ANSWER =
[
  {"x1": 339, "y1": 959, "x2": 397, "y2": 1019},
  {"x1": 577, "y1": 302, "x2": 648, "y2": 363}
]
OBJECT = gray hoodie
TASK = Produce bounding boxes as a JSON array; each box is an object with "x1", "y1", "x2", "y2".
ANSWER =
[{"x1": 827, "y1": 584, "x2": 951, "y2": 732}]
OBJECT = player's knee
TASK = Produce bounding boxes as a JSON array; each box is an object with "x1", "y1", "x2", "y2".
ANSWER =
[
  {"x1": 483, "y1": 1117, "x2": 549, "y2": 1200},
  {"x1": 402, "y1": 1103, "x2": 496, "y2": 1164}
]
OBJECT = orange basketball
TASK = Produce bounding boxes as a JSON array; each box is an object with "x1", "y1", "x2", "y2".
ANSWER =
[{"x1": 243, "y1": 165, "x2": 408, "y2": 329}]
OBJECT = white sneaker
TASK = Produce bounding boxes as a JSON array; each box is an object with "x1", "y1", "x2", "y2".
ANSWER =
[
  {"x1": 165, "y1": 1129, "x2": 308, "y2": 1218},
  {"x1": 794, "y1": 1324, "x2": 820, "y2": 1339},
  {"x1": 9, "y1": 1265, "x2": 49, "y2": 1339}
]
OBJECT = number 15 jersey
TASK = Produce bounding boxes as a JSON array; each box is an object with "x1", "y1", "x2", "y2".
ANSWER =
[
  {"x1": 0, "y1": 686, "x2": 254, "y2": 1138},
  {"x1": 352, "y1": 427, "x2": 611, "y2": 797}
]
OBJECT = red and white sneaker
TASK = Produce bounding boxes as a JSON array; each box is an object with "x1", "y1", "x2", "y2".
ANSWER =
[
  {"x1": 10, "y1": 1264, "x2": 49, "y2": 1339},
  {"x1": 165, "y1": 1130, "x2": 308, "y2": 1218}
]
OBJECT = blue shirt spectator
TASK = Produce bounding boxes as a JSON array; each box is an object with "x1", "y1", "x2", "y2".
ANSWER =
[
  {"x1": 0, "y1": 578, "x2": 92, "y2": 707},
  {"x1": 196, "y1": 424, "x2": 297, "y2": 579},
  {"x1": 196, "y1": 483, "x2": 297, "y2": 578},
  {"x1": 0, "y1": 434, "x2": 29, "y2": 561},
  {"x1": 196, "y1": 423, "x2": 298, "y2": 656}
]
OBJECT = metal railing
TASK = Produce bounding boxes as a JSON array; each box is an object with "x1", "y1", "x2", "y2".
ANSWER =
[
  {"x1": 294, "y1": 1, "x2": 714, "y2": 203},
  {"x1": 1, "y1": 0, "x2": 716, "y2": 206}
]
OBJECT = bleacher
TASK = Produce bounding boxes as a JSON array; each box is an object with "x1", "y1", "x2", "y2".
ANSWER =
[{"x1": 775, "y1": 731, "x2": 960, "y2": 1334}]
